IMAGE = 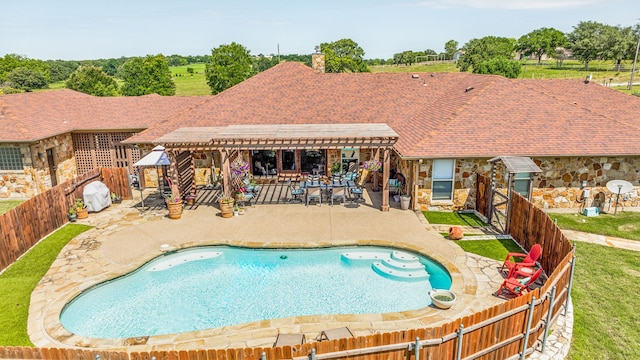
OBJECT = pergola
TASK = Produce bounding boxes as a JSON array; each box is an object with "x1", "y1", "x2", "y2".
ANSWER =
[{"x1": 155, "y1": 124, "x2": 399, "y2": 211}]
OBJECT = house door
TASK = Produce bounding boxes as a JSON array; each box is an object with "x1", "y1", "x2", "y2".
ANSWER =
[{"x1": 46, "y1": 148, "x2": 58, "y2": 187}]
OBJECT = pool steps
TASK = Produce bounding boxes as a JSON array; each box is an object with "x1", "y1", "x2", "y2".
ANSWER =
[
  {"x1": 341, "y1": 250, "x2": 429, "y2": 282},
  {"x1": 148, "y1": 251, "x2": 222, "y2": 271}
]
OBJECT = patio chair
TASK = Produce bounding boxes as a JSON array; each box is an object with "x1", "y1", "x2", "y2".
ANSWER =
[
  {"x1": 319, "y1": 326, "x2": 354, "y2": 341},
  {"x1": 273, "y1": 333, "x2": 306, "y2": 348},
  {"x1": 287, "y1": 179, "x2": 305, "y2": 203},
  {"x1": 349, "y1": 169, "x2": 368, "y2": 202},
  {"x1": 495, "y1": 268, "x2": 543, "y2": 297},
  {"x1": 500, "y1": 243, "x2": 542, "y2": 278},
  {"x1": 306, "y1": 185, "x2": 322, "y2": 206},
  {"x1": 388, "y1": 178, "x2": 400, "y2": 195},
  {"x1": 331, "y1": 183, "x2": 347, "y2": 206}
]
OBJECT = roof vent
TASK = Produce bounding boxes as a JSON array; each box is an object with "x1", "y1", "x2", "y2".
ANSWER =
[
  {"x1": 430, "y1": 73, "x2": 435, "y2": 77},
  {"x1": 411, "y1": 74, "x2": 420, "y2": 79},
  {"x1": 465, "y1": 87, "x2": 474, "y2": 93}
]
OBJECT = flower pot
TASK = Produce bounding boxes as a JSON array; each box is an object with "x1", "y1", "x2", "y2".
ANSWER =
[
  {"x1": 76, "y1": 208, "x2": 89, "y2": 219},
  {"x1": 68, "y1": 213, "x2": 77, "y2": 222},
  {"x1": 219, "y1": 199, "x2": 234, "y2": 218},
  {"x1": 448, "y1": 226, "x2": 463, "y2": 240},
  {"x1": 167, "y1": 201, "x2": 183, "y2": 219},
  {"x1": 185, "y1": 197, "x2": 196, "y2": 206},
  {"x1": 429, "y1": 289, "x2": 456, "y2": 309},
  {"x1": 400, "y1": 195, "x2": 411, "y2": 210}
]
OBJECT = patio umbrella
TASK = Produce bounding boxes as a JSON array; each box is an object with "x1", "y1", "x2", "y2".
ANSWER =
[{"x1": 133, "y1": 145, "x2": 171, "y2": 207}]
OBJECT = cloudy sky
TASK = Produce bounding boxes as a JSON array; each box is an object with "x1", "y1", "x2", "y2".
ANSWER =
[{"x1": 0, "y1": 0, "x2": 637, "y2": 60}]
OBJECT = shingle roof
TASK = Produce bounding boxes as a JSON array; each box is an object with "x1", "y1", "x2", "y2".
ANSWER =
[
  {"x1": 4, "y1": 63, "x2": 640, "y2": 158},
  {"x1": 131, "y1": 62, "x2": 640, "y2": 157},
  {"x1": 0, "y1": 89, "x2": 205, "y2": 142}
]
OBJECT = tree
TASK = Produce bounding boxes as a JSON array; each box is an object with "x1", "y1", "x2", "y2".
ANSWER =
[
  {"x1": 600, "y1": 25, "x2": 637, "y2": 71},
  {"x1": 517, "y1": 27, "x2": 566, "y2": 65},
  {"x1": 0, "y1": 54, "x2": 50, "y2": 83},
  {"x1": 4, "y1": 67, "x2": 48, "y2": 91},
  {"x1": 474, "y1": 57, "x2": 522, "y2": 78},
  {"x1": 567, "y1": 21, "x2": 607, "y2": 71},
  {"x1": 457, "y1": 36, "x2": 517, "y2": 72},
  {"x1": 252, "y1": 54, "x2": 279, "y2": 73},
  {"x1": 205, "y1": 42, "x2": 254, "y2": 95},
  {"x1": 320, "y1": 39, "x2": 369, "y2": 73},
  {"x1": 444, "y1": 40, "x2": 458, "y2": 60},
  {"x1": 119, "y1": 54, "x2": 175, "y2": 96},
  {"x1": 66, "y1": 66, "x2": 119, "y2": 96}
]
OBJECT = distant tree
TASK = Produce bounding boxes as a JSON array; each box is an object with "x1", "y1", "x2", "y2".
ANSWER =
[
  {"x1": 444, "y1": 40, "x2": 458, "y2": 60},
  {"x1": 252, "y1": 55, "x2": 279, "y2": 72},
  {"x1": 46, "y1": 60, "x2": 80, "y2": 82},
  {"x1": 474, "y1": 57, "x2": 522, "y2": 78},
  {"x1": 66, "y1": 66, "x2": 119, "y2": 96},
  {"x1": 119, "y1": 54, "x2": 175, "y2": 96},
  {"x1": 517, "y1": 27, "x2": 567, "y2": 65},
  {"x1": 600, "y1": 25, "x2": 638, "y2": 71},
  {"x1": 280, "y1": 54, "x2": 311, "y2": 66},
  {"x1": 0, "y1": 54, "x2": 50, "y2": 83},
  {"x1": 567, "y1": 21, "x2": 607, "y2": 71},
  {"x1": 205, "y1": 42, "x2": 254, "y2": 95},
  {"x1": 4, "y1": 67, "x2": 48, "y2": 91},
  {"x1": 457, "y1": 36, "x2": 517, "y2": 72},
  {"x1": 320, "y1": 39, "x2": 369, "y2": 73},
  {"x1": 186, "y1": 67, "x2": 194, "y2": 74},
  {"x1": 424, "y1": 49, "x2": 437, "y2": 56}
]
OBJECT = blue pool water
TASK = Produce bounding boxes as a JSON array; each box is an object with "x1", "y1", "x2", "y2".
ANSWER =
[{"x1": 61, "y1": 246, "x2": 452, "y2": 338}]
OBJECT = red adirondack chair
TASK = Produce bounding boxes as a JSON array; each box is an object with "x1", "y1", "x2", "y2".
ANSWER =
[
  {"x1": 496, "y1": 268, "x2": 543, "y2": 297},
  {"x1": 500, "y1": 243, "x2": 542, "y2": 278}
]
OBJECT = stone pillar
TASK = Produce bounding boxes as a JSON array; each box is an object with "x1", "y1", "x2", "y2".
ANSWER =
[
  {"x1": 221, "y1": 149, "x2": 232, "y2": 198},
  {"x1": 312, "y1": 52, "x2": 325, "y2": 73}
]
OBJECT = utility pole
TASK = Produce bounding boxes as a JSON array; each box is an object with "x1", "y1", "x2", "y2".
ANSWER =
[{"x1": 629, "y1": 24, "x2": 640, "y2": 91}]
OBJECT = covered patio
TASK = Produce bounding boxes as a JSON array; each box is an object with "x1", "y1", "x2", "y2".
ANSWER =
[{"x1": 155, "y1": 124, "x2": 400, "y2": 211}]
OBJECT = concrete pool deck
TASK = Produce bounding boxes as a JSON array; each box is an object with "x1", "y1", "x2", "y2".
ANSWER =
[{"x1": 27, "y1": 190, "x2": 522, "y2": 353}]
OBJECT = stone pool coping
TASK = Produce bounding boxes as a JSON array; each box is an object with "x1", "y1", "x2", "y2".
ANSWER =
[{"x1": 28, "y1": 198, "x2": 504, "y2": 352}]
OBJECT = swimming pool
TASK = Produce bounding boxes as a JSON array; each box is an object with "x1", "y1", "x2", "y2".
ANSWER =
[{"x1": 61, "y1": 246, "x2": 452, "y2": 339}]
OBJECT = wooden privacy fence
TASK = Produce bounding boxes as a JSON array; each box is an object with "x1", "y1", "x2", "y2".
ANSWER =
[
  {"x1": 0, "y1": 174, "x2": 574, "y2": 360},
  {"x1": 0, "y1": 168, "x2": 131, "y2": 272}
]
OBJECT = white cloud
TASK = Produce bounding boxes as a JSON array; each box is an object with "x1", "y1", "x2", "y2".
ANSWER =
[{"x1": 417, "y1": 0, "x2": 603, "y2": 10}]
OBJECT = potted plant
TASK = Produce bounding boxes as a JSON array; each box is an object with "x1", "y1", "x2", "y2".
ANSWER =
[
  {"x1": 184, "y1": 194, "x2": 196, "y2": 206},
  {"x1": 111, "y1": 192, "x2": 122, "y2": 204},
  {"x1": 429, "y1": 289, "x2": 457, "y2": 309},
  {"x1": 398, "y1": 184, "x2": 411, "y2": 210},
  {"x1": 74, "y1": 198, "x2": 89, "y2": 219},
  {"x1": 67, "y1": 207, "x2": 77, "y2": 222},
  {"x1": 363, "y1": 160, "x2": 382, "y2": 191},
  {"x1": 330, "y1": 162, "x2": 342, "y2": 175},
  {"x1": 233, "y1": 203, "x2": 240, "y2": 216},
  {"x1": 164, "y1": 184, "x2": 182, "y2": 219},
  {"x1": 219, "y1": 196, "x2": 235, "y2": 218},
  {"x1": 230, "y1": 158, "x2": 250, "y2": 178}
]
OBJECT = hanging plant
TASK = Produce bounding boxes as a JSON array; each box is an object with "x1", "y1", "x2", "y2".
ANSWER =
[
  {"x1": 230, "y1": 158, "x2": 250, "y2": 177},
  {"x1": 362, "y1": 159, "x2": 382, "y2": 172}
]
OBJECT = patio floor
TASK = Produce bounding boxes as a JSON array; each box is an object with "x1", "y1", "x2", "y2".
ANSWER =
[{"x1": 27, "y1": 184, "x2": 506, "y2": 352}]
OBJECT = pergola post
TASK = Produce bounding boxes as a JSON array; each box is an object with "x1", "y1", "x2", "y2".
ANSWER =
[
  {"x1": 221, "y1": 149, "x2": 232, "y2": 198},
  {"x1": 381, "y1": 147, "x2": 390, "y2": 211}
]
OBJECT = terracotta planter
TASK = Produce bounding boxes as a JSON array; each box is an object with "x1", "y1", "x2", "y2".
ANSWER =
[
  {"x1": 448, "y1": 226, "x2": 463, "y2": 240},
  {"x1": 167, "y1": 201, "x2": 183, "y2": 219},
  {"x1": 76, "y1": 208, "x2": 89, "y2": 219},
  {"x1": 219, "y1": 199, "x2": 234, "y2": 218}
]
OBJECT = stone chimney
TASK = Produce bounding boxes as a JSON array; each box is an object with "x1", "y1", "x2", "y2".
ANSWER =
[{"x1": 312, "y1": 46, "x2": 325, "y2": 73}]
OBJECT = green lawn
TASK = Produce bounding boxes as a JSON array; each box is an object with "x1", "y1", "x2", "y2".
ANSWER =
[
  {"x1": 0, "y1": 200, "x2": 23, "y2": 215},
  {"x1": 567, "y1": 242, "x2": 640, "y2": 359},
  {"x1": 423, "y1": 211, "x2": 488, "y2": 227},
  {"x1": 0, "y1": 224, "x2": 92, "y2": 346},
  {"x1": 454, "y1": 239, "x2": 523, "y2": 261},
  {"x1": 170, "y1": 63, "x2": 211, "y2": 96},
  {"x1": 548, "y1": 211, "x2": 640, "y2": 241}
]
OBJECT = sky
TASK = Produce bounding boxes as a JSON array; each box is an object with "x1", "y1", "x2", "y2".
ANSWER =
[{"x1": 1, "y1": 0, "x2": 638, "y2": 61}]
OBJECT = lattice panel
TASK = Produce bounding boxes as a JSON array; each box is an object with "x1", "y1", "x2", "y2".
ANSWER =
[
  {"x1": 175, "y1": 151, "x2": 194, "y2": 196},
  {"x1": 72, "y1": 132, "x2": 140, "y2": 175}
]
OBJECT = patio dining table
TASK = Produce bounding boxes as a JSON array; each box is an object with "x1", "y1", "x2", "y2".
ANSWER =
[{"x1": 300, "y1": 180, "x2": 356, "y2": 201}]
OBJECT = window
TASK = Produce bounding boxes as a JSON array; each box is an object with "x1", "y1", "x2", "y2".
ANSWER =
[
  {"x1": 281, "y1": 150, "x2": 296, "y2": 171},
  {"x1": 432, "y1": 159, "x2": 454, "y2": 201},
  {"x1": 0, "y1": 147, "x2": 23, "y2": 170},
  {"x1": 513, "y1": 172, "x2": 531, "y2": 197}
]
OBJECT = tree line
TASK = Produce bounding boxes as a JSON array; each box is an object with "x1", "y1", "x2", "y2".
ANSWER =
[{"x1": 1, "y1": 20, "x2": 637, "y2": 95}]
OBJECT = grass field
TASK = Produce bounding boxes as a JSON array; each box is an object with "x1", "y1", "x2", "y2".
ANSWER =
[
  {"x1": 422, "y1": 211, "x2": 488, "y2": 226},
  {"x1": 0, "y1": 224, "x2": 92, "y2": 346},
  {"x1": 548, "y1": 211, "x2": 640, "y2": 241},
  {"x1": 0, "y1": 200, "x2": 23, "y2": 215},
  {"x1": 170, "y1": 63, "x2": 211, "y2": 96}
]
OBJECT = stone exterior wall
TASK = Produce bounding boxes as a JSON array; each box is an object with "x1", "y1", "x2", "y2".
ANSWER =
[
  {"x1": 414, "y1": 156, "x2": 640, "y2": 211},
  {"x1": 0, "y1": 135, "x2": 76, "y2": 199}
]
